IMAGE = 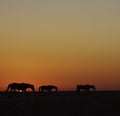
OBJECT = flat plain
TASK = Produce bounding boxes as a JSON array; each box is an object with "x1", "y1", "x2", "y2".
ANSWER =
[{"x1": 0, "y1": 91, "x2": 120, "y2": 116}]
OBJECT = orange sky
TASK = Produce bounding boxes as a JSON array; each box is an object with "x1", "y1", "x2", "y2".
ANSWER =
[{"x1": 0, "y1": 0, "x2": 120, "y2": 91}]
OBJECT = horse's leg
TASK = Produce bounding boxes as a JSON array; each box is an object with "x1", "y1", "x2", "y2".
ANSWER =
[
  {"x1": 87, "y1": 88, "x2": 90, "y2": 91},
  {"x1": 41, "y1": 88, "x2": 44, "y2": 93},
  {"x1": 10, "y1": 88, "x2": 12, "y2": 92},
  {"x1": 7, "y1": 88, "x2": 12, "y2": 97},
  {"x1": 76, "y1": 88, "x2": 80, "y2": 95},
  {"x1": 23, "y1": 89, "x2": 28, "y2": 96},
  {"x1": 48, "y1": 90, "x2": 51, "y2": 95},
  {"x1": 76, "y1": 88, "x2": 79, "y2": 92}
]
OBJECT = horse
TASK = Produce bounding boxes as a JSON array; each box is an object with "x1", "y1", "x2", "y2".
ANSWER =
[
  {"x1": 39, "y1": 85, "x2": 58, "y2": 93},
  {"x1": 76, "y1": 84, "x2": 96, "y2": 92},
  {"x1": 6, "y1": 83, "x2": 35, "y2": 92}
]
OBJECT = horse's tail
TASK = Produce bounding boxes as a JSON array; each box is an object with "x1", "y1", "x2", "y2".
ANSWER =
[
  {"x1": 39, "y1": 86, "x2": 44, "y2": 92},
  {"x1": 6, "y1": 84, "x2": 11, "y2": 92},
  {"x1": 93, "y1": 85, "x2": 96, "y2": 91},
  {"x1": 76, "y1": 85, "x2": 79, "y2": 92}
]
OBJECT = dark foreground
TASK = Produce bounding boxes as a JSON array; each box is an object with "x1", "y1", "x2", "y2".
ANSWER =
[{"x1": 0, "y1": 91, "x2": 120, "y2": 116}]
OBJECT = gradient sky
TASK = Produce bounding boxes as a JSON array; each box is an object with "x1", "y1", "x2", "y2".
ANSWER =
[{"x1": 0, "y1": 0, "x2": 120, "y2": 91}]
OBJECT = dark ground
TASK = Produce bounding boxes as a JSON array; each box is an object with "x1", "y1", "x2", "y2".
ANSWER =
[{"x1": 0, "y1": 91, "x2": 120, "y2": 116}]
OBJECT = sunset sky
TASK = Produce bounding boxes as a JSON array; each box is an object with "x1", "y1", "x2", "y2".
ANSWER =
[{"x1": 0, "y1": 0, "x2": 120, "y2": 91}]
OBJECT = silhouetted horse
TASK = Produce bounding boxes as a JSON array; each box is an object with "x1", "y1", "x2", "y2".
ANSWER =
[
  {"x1": 76, "y1": 84, "x2": 96, "y2": 92},
  {"x1": 6, "y1": 83, "x2": 35, "y2": 92},
  {"x1": 39, "y1": 85, "x2": 58, "y2": 93}
]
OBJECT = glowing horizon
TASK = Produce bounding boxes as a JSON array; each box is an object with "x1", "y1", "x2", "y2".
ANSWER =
[{"x1": 0, "y1": 0, "x2": 120, "y2": 91}]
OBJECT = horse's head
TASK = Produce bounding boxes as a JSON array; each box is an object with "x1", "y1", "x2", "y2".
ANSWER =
[
  {"x1": 54, "y1": 86, "x2": 58, "y2": 91},
  {"x1": 30, "y1": 84, "x2": 35, "y2": 92},
  {"x1": 92, "y1": 85, "x2": 96, "y2": 91}
]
